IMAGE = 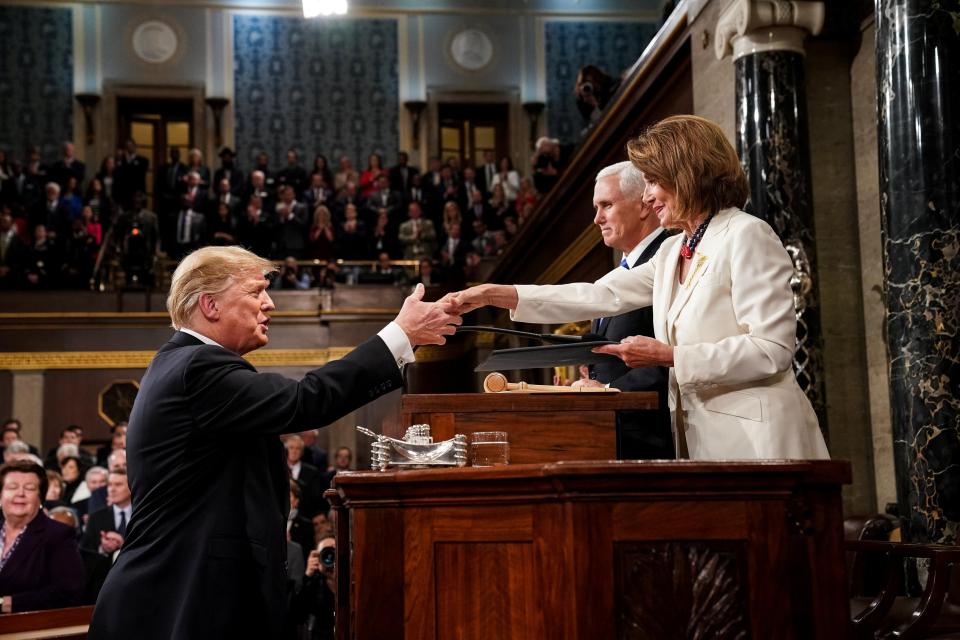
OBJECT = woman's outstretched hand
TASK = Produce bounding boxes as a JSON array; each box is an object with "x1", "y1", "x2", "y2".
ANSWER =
[{"x1": 593, "y1": 335, "x2": 675, "y2": 368}]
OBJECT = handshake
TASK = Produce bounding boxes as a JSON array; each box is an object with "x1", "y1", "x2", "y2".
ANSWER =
[{"x1": 393, "y1": 283, "x2": 518, "y2": 347}]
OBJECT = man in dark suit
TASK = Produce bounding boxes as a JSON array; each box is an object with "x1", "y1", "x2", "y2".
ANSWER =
[
  {"x1": 81, "y1": 469, "x2": 131, "y2": 559},
  {"x1": 388, "y1": 151, "x2": 419, "y2": 195},
  {"x1": 476, "y1": 149, "x2": 497, "y2": 197},
  {"x1": 48, "y1": 142, "x2": 86, "y2": 191},
  {"x1": 88, "y1": 246, "x2": 460, "y2": 639},
  {"x1": 284, "y1": 435, "x2": 325, "y2": 517},
  {"x1": 575, "y1": 162, "x2": 673, "y2": 460},
  {"x1": 115, "y1": 139, "x2": 149, "y2": 208},
  {"x1": 213, "y1": 147, "x2": 245, "y2": 195},
  {"x1": 363, "y1": 173, "x2": 403, "y2": 224}
]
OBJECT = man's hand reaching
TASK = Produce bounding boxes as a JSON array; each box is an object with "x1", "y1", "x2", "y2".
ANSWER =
[{"x1": 396, "y1": 283, "x2": 462, "y2": 347}]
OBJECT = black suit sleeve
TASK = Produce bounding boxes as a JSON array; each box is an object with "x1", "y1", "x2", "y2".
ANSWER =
[
  {"x1": 185, "y1": 335, "x2": 402, "y2": 436},
  {"x1": 80, "y1": 508, "x2": 113, "y2": 553}
]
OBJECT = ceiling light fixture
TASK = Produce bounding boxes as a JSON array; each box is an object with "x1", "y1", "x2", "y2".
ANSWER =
[{"x1": 302, "y1": 0, "x2": 347, "y2": 18}]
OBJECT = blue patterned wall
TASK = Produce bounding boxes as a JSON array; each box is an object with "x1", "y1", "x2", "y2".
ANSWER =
[
  {"x1": 234, "y1": 16, "x2": 398, "y2": 172},
  {"x1": 544, "y1": 21, "x2": 658, "y2": 145},
  {"x1": 0, "y1": 6, "x2": 73, "y2": 163}
]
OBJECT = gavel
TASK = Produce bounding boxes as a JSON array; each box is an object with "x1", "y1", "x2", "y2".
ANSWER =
[{"x1": 482, "y1": 372, "x2": 617, "y2": 393}]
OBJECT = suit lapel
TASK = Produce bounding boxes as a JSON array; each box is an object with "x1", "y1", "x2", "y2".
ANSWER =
[{"x1": 665, "y1": 209, "x2": 736, "y2": 328}]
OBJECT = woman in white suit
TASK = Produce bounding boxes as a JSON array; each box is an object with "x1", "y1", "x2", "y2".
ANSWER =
[{"x1": 446, "y1": 115, "x2": 829, "y2": 460}]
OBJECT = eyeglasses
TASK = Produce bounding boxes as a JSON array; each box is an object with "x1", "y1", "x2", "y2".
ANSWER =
[{"x1": 2, "y1": 483, "x2": 40, "y2": 493}]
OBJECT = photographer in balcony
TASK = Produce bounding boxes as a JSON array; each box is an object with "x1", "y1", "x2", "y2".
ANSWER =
[{"x1": 574, "y1": 64, "x2": 620, "y2": 137}]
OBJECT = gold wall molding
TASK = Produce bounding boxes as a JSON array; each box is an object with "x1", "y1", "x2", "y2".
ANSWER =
[
  {"x1": 0, "y1": 349, "x2": 354, "y2": 371},
  {"x1": 535, "y1": 224, "x2": 602, "y2": 285}
]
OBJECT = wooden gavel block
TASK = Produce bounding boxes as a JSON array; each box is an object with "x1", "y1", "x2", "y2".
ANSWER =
[{"x1": 482, "y1": 372, "x2": 619, "y2": 393}]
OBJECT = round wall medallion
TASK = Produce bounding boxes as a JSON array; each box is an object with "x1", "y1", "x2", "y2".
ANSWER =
[
  {"x1": 449, "y1": 28, "x2": 494, "y2": 72},
  {"x1": 132, "y1": 20, "x2": 178, "y2": 64}
]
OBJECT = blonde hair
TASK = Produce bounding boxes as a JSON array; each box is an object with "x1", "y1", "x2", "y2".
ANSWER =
[
  {"x1": 167, "y1": 246, "x2": 274, "y2": 330},
  {"x1": 627, "y1": 115, "x2": 749, "y2": 226}
]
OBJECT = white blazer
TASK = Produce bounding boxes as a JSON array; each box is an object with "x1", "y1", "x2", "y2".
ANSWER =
[{"x1": 512, "y1": 208, "x2": 829, "y2": 460}]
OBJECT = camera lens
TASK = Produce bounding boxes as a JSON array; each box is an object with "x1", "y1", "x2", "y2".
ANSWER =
[
  {"x1": 580, "y1": 82, "x2": 594, "y2": 95},
  {"x1": 319, "y1": 546, "x2": 335, "y2": 568}
]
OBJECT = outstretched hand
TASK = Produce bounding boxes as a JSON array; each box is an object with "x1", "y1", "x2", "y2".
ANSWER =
[
  {"x1": 396, "y1": 283, "x2": 463, "y2": 347},
  {"x1": 439, "y1": 283, "x2": 519, "y2": 315},
  {"x1": 592, "y1": 335, "x2": 674, "y2": 368}
]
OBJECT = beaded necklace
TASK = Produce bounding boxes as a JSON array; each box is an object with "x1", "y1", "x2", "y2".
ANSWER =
[{"x1": 679, "y1": 212, "x2": 716, "y2": 259}]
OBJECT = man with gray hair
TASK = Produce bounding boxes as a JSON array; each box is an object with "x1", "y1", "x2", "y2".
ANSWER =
[
  {"x1": 90, "y1": 245, "x2": 461, "y2": 639},
  {"x1": 572, "y1": 161, "x2": 673, "y2": 459}
]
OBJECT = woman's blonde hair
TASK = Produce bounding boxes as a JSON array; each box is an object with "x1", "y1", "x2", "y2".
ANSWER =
[
  {"x1": 313, "y1": 204, "x2": 332, "y2": 227},
  {"x1": 626, "y1": 115, "x2": 749, "y2": 225},
  {"x1": 166, "y1": 246, "x2": 274, "y2": 330}
]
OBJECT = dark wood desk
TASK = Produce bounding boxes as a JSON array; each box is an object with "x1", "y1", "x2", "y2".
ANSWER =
[
  {"x1": 333, "y1": 460, "x2": 852, "y2": 640},
  {"x1": 396, "y1": 392, "x2": 658, "y2": 464}
]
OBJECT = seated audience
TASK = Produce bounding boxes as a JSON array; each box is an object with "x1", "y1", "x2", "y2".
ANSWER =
[
  {"x1": 87, "y1": 449, "x2": 126, "y2": 515},
  {"x1": 0, "y1": 460, "x2": 84, "y2": 612},
  {"x1": 58, "y1": 456, "x2": 84, "y2": 503},
  {"x1": 96, "y1": 422, "x2": 127, "y2": 467},
  {"x1": 287, "y1": 479, "x2": 315, "y2": 560},
  {"x1": 44, "y1": 469, "x2": 66, "y2": 510},
  {"x1": 81, "y1": 468, "x2": 131, "y2": 561},
  {"x1": 284, "y1": 435, "x2": 325, "y2": 517},
  {"x1": 299, "y1": 430, "x2": 328, "y2": 471},
  {"x1": 398, "y1": 202, "x2": 437, "y2": 260}
]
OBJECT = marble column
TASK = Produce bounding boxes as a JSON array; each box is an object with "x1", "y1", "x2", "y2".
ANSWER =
[
  {"x1": 876, "y1": 0, "x2": 960, "y2": 544},
  {"x1": 716, "y1": 0, "x2": 829, "y2": 429}
]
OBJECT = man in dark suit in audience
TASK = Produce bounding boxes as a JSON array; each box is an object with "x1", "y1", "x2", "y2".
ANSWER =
[
  {"x1": 89, "y1": 246, "x2": 460, "y2": 639},
  {"x1": 81, "y1": 469, "x2": 131, "y2": 560},
  {"x1": 213, "y1": 147, "x2": 245, "y2": 195},
  {"x1": 298, "y1": 429, "x2": 328, "y2": 471},
  {"x1": 283, "y1": 434, "x2": 324, "y2": 517},
  {"x1": 48, "y1": 142, "x2": 86, "y2": 191},
  {"x1": 573, "y1": 161, "x2": 673, "y2": 460},
  {"x1": 302, "y1": 173, "x2": 331, "y2": 213},
  {"x1": 364, "y1": 173, "x2": 403, "y2": 224},
  {"x1": 116, "y1": 139, "x2": 149, "y2": 208},
  {"x1": 277, "y1": 149, "x2": 308, "y2": 195},
  {"x1": 476, "y1": 149, "x2": 497, "y2": 197},
  {"x1": 456, "y1": 166, "x2": 481, "y2": 212},
  {"x1": 156, "y1": 148, "x2": 187, "y2": 226},
  {"x1": 389, "y1": 151, "x2": 419, "y2": 195},
  {"x1": 87, "y1": 449, "x2": 125, "y2": 515}
]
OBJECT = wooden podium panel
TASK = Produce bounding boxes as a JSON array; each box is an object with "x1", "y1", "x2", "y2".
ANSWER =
[
  {"x1": 396, "y1": 392, "x2": 658, "y2": 464},
  {"x1": 332, "y1": 460, "x2": 852, "y2": 640}
]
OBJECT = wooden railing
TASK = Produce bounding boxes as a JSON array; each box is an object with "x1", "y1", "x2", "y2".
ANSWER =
[{"x1": 0, "y1": 605, "x2": 92, "y2": 639}]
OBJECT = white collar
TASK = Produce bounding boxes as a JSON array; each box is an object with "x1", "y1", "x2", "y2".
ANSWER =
[
  {"x1": 622, "y1": 227, "x2": 665, "y2": 268},
  {"x1": 180, "y1": 328, "x2": 223, "y2": 348}
]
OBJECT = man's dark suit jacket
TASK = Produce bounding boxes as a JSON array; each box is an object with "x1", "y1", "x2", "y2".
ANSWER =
[
  {"x1": 88, "y1": 330, "x2": 403, "y2": 639},
  {"x1": 294, "y1": 462, "x2": 326, "y2": 518},
  {"x1": 591, "y1": 230, "x2": 674, "y2": 460},
  {"x1": 81, "y1": 505, "x2": 120, "y2": 554},
  {"x1": 0, "y1": 511, "x2": 84, "y2": 612}
]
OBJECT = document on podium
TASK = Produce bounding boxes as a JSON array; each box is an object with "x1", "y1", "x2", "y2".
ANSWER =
[{"x1": 454, "y1": 325, "x2": 622, "y2": 371}]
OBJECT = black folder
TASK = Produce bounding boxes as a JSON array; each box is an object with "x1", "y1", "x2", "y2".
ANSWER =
[{"x1": 474, "y1": 341, "x2": 621, "y2": 372}]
